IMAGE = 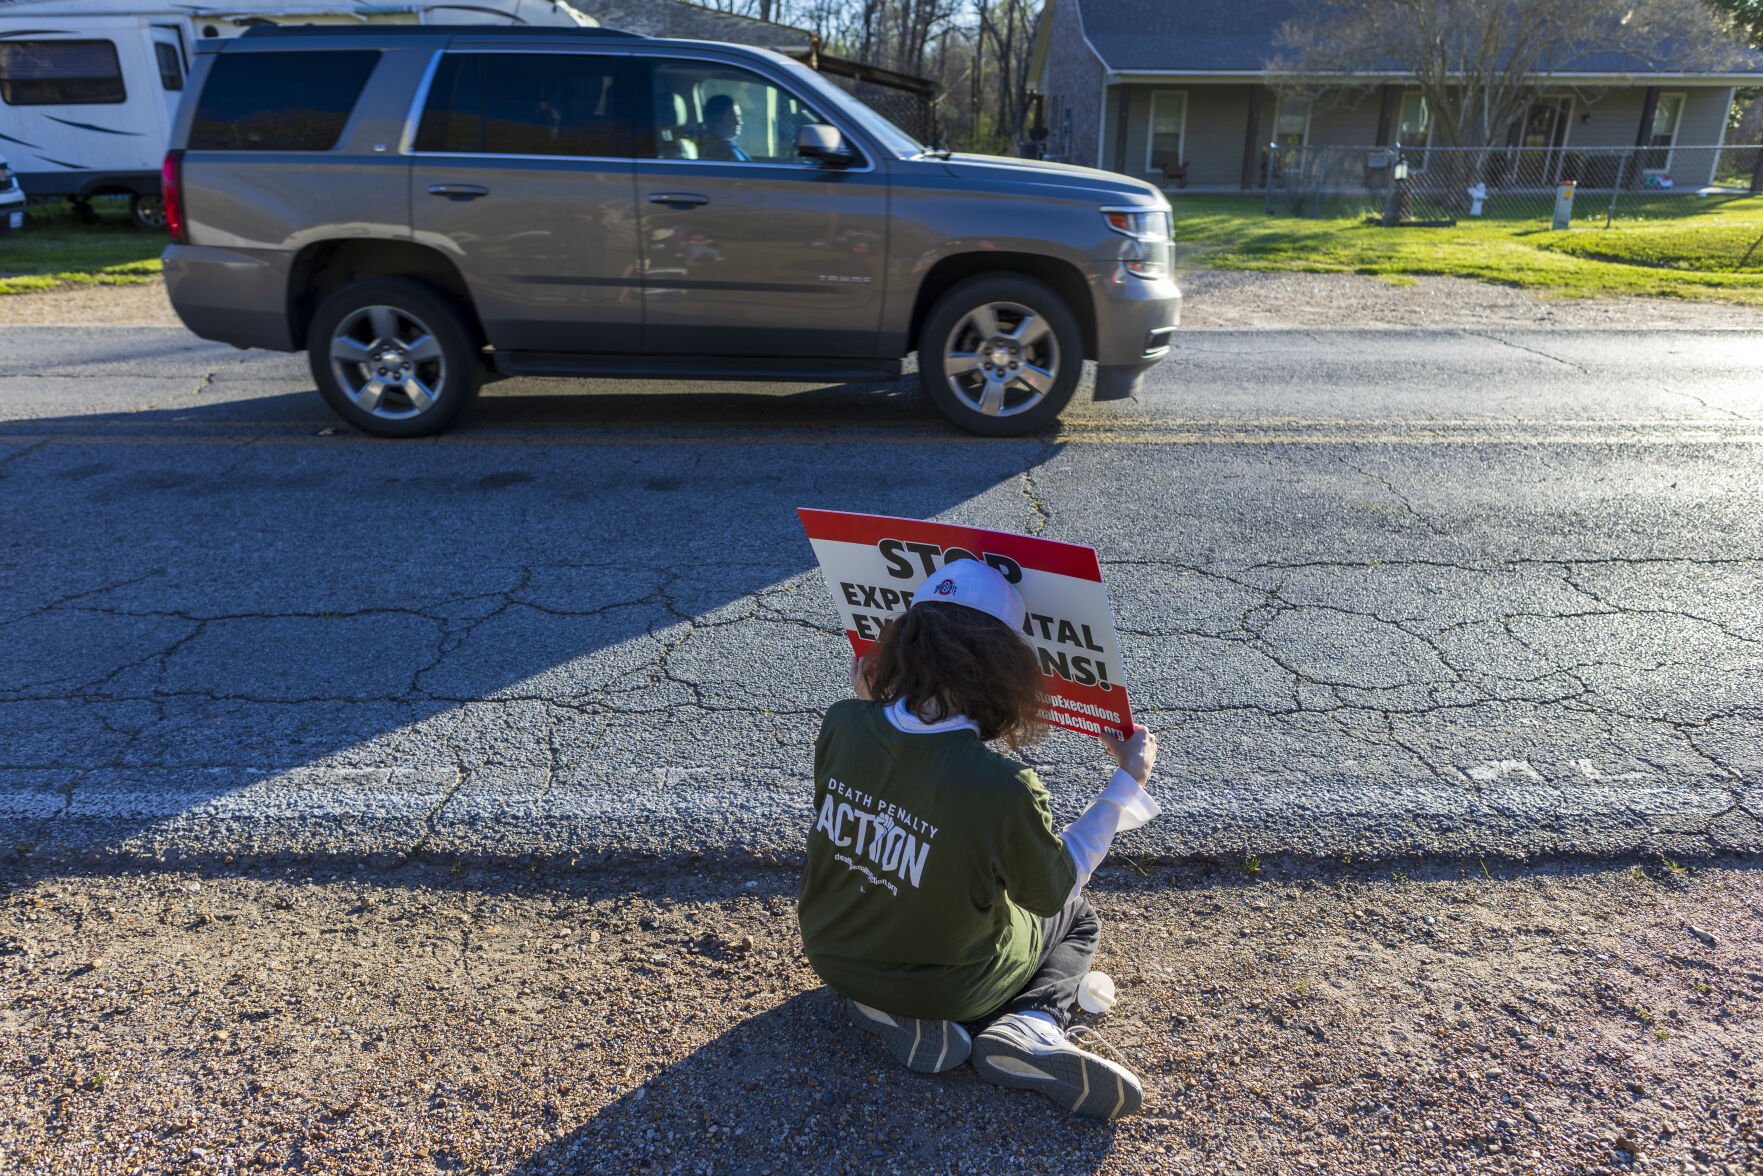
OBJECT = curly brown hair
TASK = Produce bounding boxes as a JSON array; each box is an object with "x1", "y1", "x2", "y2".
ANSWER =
[{"x1": 862, "y1": 603, "x2": 1047, "y2": 748}]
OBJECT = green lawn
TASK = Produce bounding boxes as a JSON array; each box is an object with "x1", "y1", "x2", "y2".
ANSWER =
[
  {"x1": 1171, "y1": 193, "x2": 1763, "y2": 302},
  {"x1": 6, "y1": 188, "x2": 1763, "y2": 304},
  {"x1": 0, "y1": 197, "x2": 164, "y2": 296}
]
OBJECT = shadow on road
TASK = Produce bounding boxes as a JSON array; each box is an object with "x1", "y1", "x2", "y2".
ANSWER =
[{"x1": 0, "y1": 372, "x2": 1064, "y2": 866}]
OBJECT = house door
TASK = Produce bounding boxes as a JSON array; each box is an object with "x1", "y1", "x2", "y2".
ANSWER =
[{"x1": 1512, "y1": 98, "x2": 1571, "y2": 186}]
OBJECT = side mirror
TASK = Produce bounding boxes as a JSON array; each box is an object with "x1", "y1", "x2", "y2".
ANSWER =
[{"x1": 798, "y1": 123, "x2": 857, "y2": 168}]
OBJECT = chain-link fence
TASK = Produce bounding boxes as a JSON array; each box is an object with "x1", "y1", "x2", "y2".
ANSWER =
[{"x1": 1266, "y1": 143, "x2": 1763, "y2": 226}]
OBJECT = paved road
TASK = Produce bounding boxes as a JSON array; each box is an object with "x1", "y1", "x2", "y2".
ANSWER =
[{"x1": 1, "y1": 326, "x2": 1759, "y2": 868}]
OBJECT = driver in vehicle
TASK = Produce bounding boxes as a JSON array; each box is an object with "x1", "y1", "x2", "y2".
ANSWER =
[{"x1": 698, "y1": 94, "x2": 750, "y2": 161}]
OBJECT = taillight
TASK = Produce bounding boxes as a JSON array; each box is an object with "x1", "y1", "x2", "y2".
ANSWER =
[{"x1": 161, "y1": 149, "x2": 185, "y2": 243}]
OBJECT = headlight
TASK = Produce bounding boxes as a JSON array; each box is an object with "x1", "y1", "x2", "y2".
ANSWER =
[
  {"x1": 0, "y1": 165, "x2": 13, "y2": 190},
  {"x1": 1100, "y1": 206, "x2": 1172, "y2": 279},
  {"x1": 1101, "y1": 207, "x2": 1170, "y2": 241}
]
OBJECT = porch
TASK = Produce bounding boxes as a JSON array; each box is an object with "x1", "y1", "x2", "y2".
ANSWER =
[{"x1": 1096, "y1": 82, "x2": 1738, "y2": 195}]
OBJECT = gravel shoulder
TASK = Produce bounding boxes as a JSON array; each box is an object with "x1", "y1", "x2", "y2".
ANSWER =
[
  {"x1": 1172, "y1": 269, "x2": 1763, "y2": 330},
  {"x1": 4, "y1": 271, "x2": 1763, "y2": 330},
  {"x1": 3, "y1": 856, "x2": 1756, "y2": 1175}
]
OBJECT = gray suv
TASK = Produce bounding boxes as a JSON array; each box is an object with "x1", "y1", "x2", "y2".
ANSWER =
[{"x1": 162, "y1": 26, "x2": 1179, "y2": 437}]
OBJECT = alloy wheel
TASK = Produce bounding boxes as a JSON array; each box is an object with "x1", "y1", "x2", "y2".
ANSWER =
[
  {"x1": 328, "y1": 305, "x2": 447, "y2": 420},
  {"x1": 941, "y1": 300, "x2": 1060, "y2": 418}
]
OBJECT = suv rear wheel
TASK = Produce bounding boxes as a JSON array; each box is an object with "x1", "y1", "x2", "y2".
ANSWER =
[
  {"x1": 307, "y1": 278, "x2": 480, "y2": 437},
  {"x1": 919, "y1": 274, "x2": 1083, "y2": 436}
]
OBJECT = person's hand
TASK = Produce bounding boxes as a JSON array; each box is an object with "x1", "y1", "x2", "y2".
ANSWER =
[
  {"x1": 1102, "y1": 723, "x2": 1157, "y2": 785},
  {"x1": 850, "y1": 651, "x2": 874, "y2": 701}
]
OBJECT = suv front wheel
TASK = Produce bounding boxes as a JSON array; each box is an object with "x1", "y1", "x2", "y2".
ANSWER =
[
  {"x1": 919, "y1": 274, "x2": 1083, "y2": 436},
  {"x1": 307, "y1": 278, "x2": 480, "y2": 437}
]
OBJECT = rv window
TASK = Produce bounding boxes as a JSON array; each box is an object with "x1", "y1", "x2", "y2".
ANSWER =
[
  {"x1": 155, "y1": 42, "x2": 184, "y2": 92},
  {"x1": 0, "y1": 40, "x2": 126, "y2": 106},
  {"x1": 414, "y1": 53, "x2": 637, "y2": 159},
  {"x1": 189, "y1": 50, "x2": 379, "y2": 151}
]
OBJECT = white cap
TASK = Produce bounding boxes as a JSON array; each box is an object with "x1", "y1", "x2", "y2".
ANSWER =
[{"x1": 911, "y1": 558, "x2": 1027, "y2": 633}]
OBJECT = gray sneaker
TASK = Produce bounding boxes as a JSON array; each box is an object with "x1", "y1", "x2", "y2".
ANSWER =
[
  {"x1": 971, "y1": 1013, "x2": 1144, "y2": 1119},
  {"x1": 846, "y1": 1000, "x2": 972, "y2": 1074}
]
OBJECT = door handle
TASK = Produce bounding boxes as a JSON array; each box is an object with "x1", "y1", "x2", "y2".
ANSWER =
[
  {"x1": 648, "y1": 192, "x2": 709, "y2": 208},
  {"x1": 427, "y1": 184, "x2": 488, "y2": 200}
]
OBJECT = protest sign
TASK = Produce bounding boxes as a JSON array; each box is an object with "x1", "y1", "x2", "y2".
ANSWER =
[{"x1": 798, "y1": 508, "x2": 1134, "y2": 741}]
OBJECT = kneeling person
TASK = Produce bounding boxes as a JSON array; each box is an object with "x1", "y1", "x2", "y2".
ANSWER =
[{"x1": 796, "y1": 559, "x2": 1159, "y2": 1119}]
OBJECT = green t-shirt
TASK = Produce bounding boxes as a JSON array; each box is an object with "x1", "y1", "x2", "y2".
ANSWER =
[{"x1": 796, "y1": 699, "x2": 1078, "y2": 1022}]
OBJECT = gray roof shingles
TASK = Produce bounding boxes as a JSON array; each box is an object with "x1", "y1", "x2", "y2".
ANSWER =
[
  {"x1": 1079, "y1": 0, "x2": 1302, "y2": 72},
  {"x1": 1077, "y1": 0, "x2": 1763, "y2": 76}
]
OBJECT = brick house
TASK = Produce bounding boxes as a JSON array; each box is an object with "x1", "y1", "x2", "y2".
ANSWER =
[{"x1": 1027, "y1": 0, "x2": 1763, "y2": 191}]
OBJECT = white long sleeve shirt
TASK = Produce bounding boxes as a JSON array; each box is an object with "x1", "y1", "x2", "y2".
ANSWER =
[{"x1": 883, "y1": 700, "x2": 1159, "y2": 898}]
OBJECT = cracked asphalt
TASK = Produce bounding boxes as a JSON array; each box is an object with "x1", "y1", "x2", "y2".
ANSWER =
[{"x1": 0, "y1": 325, "x2": 1758, "y2": 870}]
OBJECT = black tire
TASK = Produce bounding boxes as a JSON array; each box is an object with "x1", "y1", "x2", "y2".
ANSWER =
[
  {"x1": 129, "y1": 193, "x2": 166, "y2": 232},
  {"x1": 918, "y1": 273, "x2": 1083, "y2": 436},
  {"x1": 306, "y1": 278, "x2": 481, "y2": 438}
]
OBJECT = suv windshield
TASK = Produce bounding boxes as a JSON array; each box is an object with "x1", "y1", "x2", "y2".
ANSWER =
[{"x1": 754, "y1": 50, "x2": 926, "y2": 158}]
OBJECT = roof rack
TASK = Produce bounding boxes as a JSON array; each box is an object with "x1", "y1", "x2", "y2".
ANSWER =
[{"x1": 238, "y1": 24, "x2": 646, "y2": 40}]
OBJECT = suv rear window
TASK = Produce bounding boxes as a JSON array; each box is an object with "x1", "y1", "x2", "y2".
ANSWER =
[
  {"x1": 189, "y1": 50, "x2": 379, "y2": 151},
  {"x1": 0, "y1": 40, "x2": 126, "y2": 106},
  {"x1": 414, "y1": 53, "x2": 637, "y2": 158}
]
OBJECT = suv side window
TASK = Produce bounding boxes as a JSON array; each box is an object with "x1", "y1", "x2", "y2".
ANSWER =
[
  {"x1": 190, "y1": 50, "x2": 379, "y2": 151},
  {"x1": 649, "y1": 60, "x2": 833, "y2": 166},
  {"x1": 415, "y1": 53, "x2": 638, "y2": 158}
]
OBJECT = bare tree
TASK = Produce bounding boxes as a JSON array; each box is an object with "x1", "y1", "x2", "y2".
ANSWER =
[
  {"x1": 693, "y1": 0, "x2": 1039, "y2": 152},
  {"x1": 1274, "y1": 0, "x2": 1748, "y2": 151},
  {"x1": 975, "y1": 0, "x2": 1036, "y2": 149}
]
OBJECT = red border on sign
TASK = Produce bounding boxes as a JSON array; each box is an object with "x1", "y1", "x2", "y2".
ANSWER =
[
  {"x1": 799, "y1": 508, "x2": 1102, "y2": 582},
  {"x1": 801, "y1": 508, "x2": 1132, "y2": 740}
]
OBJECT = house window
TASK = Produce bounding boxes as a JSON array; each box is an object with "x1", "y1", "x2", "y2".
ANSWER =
[
  {"x1": 1145, "y1": 90, "x2": 1186, "y2": 175},
  {"x1": 1273, "y1": 96, "x2": 1310, "y2": 151},
  {"x1": 1397, "y1": 93, "x2": 1428, "y2": 145},
  {"x1": 1642, "y1": 92, "x2": 1684, "y2": 173},
  {"x1": 1397, "y1": 91, "x2": 1430, "y2": 171}
]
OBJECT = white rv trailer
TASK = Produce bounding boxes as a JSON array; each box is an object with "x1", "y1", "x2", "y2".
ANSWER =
[{"x1": 0, "y1": 0, "x2": 594, "y2": 227}]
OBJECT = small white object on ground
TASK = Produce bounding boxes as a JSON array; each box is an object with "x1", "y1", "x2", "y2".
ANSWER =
[{"x1": 1077, "y1": 970, "x2": 1117, "y2": 1014}]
